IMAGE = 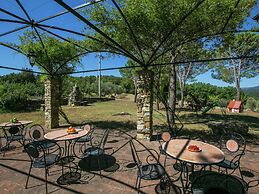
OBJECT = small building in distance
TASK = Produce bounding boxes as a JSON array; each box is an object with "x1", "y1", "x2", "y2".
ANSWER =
[{"x1": 227, "y1": 100, "x2": 243, "y2": 113}]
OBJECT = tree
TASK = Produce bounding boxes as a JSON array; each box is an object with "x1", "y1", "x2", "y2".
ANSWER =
[
  {"x1": 176, "y1": 43, "x2": 209, "y2": 108},
  {"x1": 119, "y1": 60, "x2": 140, "y2": 102},
  {"x1": 82, "y1": 0, "x2": 256, "y2": 131},
  {"x1": 212, "y1": 33, "x2": 259, "y2": 100},
  {"x1": 18, "y1": 31, "x2": 83, "y2": 128}
]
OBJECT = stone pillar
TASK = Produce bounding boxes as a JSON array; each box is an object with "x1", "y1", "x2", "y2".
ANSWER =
[
  {"x1": 68, "y1": 84, "x2": 82, "y2": 106},
  {"x1": 136, "y1": 69, "x2": 154, "y2": 140},
  {"x1": 45, "y1": 77, "x2": 60, "y2": 129}
]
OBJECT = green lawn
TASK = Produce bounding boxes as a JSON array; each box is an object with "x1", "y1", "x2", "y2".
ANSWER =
[{"x1": 1, "y1": 94, "x2": 259, "y2": 140}]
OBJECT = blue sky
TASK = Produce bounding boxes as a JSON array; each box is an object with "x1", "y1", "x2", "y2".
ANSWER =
[{"x1": 0, "y1": 0, "x2": 258, "y2": 88}]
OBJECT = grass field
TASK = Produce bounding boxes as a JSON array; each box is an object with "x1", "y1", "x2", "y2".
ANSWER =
[{"x1": 1, "y1": 94, "x2": 259, "y2": 140}]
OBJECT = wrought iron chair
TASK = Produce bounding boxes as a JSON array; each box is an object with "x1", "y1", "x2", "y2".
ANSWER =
[
  {"x1": 73, "y1": 124, "x2": 95, "y2": 158},
  {"x1": 79, "y1": 129, "x2": 110, "y2": 175},
  {"x1": 159, "y1": 131, "x2": 190, "y2": 182},
  {"x1": 129, "y1": 140, "x2": 165, "y2": 193},
  {"x1": 27, "y1": 124, "x2": 56, "y2": 150},
  {"x1": 191, "y1": 172, "x2": 246, "y2": 194},
  {"x1": 2, "y1": 122, "x2": 25, "y2": 156},
  {"x1": 82, "y1": 128, "x2": 110, "y2": 157},
  {"x1": 216, "y1": 132, "x2": 246, "y2": 180},
  {"x1": 23, "y1": 141, "x2": 62, "y2": 193}
]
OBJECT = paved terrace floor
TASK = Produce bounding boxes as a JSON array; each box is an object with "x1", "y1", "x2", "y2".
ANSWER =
[{"x1": 0, "y1": 128, "x2": 259, "y2": 194}]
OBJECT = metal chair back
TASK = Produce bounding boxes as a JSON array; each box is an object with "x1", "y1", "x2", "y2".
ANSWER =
[
  {"x1": 24, "y1": 143, "x2": 41, "y2": 159},
  {"x1": 29, "y1": 124, "x2": 45, "y2": 141},
  {"x1": 220, "y1": 132, "x2": 246, "y2": 167},
  {"x1": 100, "y1": 129, "x2": 110, "y2": 150},
  {"x1": 129, "y1": 140, "x2": 142, "y2": 173}
]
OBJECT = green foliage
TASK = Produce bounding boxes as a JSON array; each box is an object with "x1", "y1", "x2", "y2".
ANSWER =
[
  {"x1": 83, "y1": 0, "x2": 255, "y2": 65},
  {"x1": 242, "y1": 86, "x2": 259, "y2": 99},
  {"x1": 246, "y1": 97, "x2": 257, "y2": 111},
  {"x1": 218, "y1": 98, "x2": 229, "y2": 115},
  {"x1": 257, "y1": 100, "x2": 259, "y2": 112},
  {"x1": 61, "y1": 75, "x2": 130, "y2": 98},
  {"x1": 19, "y1": 31, "x2": 83, "y2": 75},
  {"x1": 0, "y1": 84, "x2": 28, "y2": 112},
  {"x1": 185, "y1": 82, "x2": 247, "y2": 111}
]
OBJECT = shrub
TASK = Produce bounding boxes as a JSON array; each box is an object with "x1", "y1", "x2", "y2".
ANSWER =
[
  {"x1": 257, "y1": 100, "x2": 259, "y2": 112},
  {"x1": 208, "y1": 121, "x2": 249, "y2": 136},
  {"x1": 246, "y1": 97, "x2": 257, "y2": 111},
  {"x1": 0, "y1": 92, "x2": 28, "y2": 111},
  {"x1": 218, "y1": 98, "x2": 229, "y2": 115},
  {"x1": 0, "y1": 83, "x2": 30, "y2": 111}
]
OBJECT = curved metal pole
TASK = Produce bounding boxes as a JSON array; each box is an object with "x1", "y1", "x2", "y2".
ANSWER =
[
  {"x1": 54, "y1": 51, "x2": 90, "y2": 75},
  {"x1": 0, "y1": 19, "x2": 28, "y2": 24},
  {"x1": 0, "y1": 1, "x2": 103, "y2": 38},
  {"x1": 0, "y1": 25, "x2": 30, "y2": 38},
  {"x1": 0, "y1": 41, "x2": 52, "y2": 75},
  {"x1": 111, "y1": 0, "x2": 145, "y2": 64},
  {"x1": 151, "y1": 55, "x2": 259, "y2": 67},
  {"x1": 146, "y1": 0, "x2": 205, "y2": 65},
  {"x1": 36, "y1": 24, "x2": 132, "y2": 59},
  {"x1": 62, "y1": 54, "x2": 259, "y2": 75},
  {"x1": 15, "y1": 0, "x2": 32, "y2": 21},
  {"x1": 0, "y1": 65, "x2": 47, "y2": 75},
  {"x1": 149, "y1": 29, "x2": 258, "y2": 65},
  {"x1": 32, "y1": 26, "x2": 54, "y2": 76},
  {"x1": 0, "y1": 8, "x2": 28, "y2": 22},
  {"x1": 36, "y1": 26, "x2": 90, "y2": 52},
  {"x1": 220, "y1": 0, "x2": 241, "y2": 34},
  {"x1": 53, "y1": 0, "x2": 144, "y2": 66},
  {"x1": 54, "y1": 49, "x2": 125, "y2": 76}
]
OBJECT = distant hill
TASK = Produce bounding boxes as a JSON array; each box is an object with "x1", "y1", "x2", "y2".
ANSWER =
[{"x1": 242, "y1": 86, "x2": 259, "y2": 99}]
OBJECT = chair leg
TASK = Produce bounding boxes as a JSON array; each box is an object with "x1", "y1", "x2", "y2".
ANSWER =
[
  {"x1": 137, "y1": 178, "x2": 141, "y2": 194},
  {"x1": 97, "y1": 154, "x2": 102, "y2": 178},
  {"x1": 25, "y1": 163, "x2": 32, "y2": 189},
  {"x1": 135, "y1": 176, "x2": 140, "y2": 189},
  {"x1": 238, "y1": 166, "x2": 244, "y2": 181},
  {"x1": 45, "y1": 169, "x2": 48, "y2": 194}
]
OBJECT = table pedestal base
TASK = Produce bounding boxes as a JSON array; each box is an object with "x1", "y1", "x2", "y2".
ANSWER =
[{"x1": 57, "y1": 172, "x2": 81, "y2": 185}]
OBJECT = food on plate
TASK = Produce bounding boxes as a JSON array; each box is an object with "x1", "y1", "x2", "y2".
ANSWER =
[
  {"x1": 67, "y1": 126, "x2": 77, "y2": 134},
  {"x1": 10, "y1": 118, "x2": 18, "y2": 123},
  {"x1": 187, "y1": 145, "x2": 201, "y2": 152}
]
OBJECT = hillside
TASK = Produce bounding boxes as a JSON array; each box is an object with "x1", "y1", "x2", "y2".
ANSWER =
[{"x1": 242, "y1": 86, "x2": 259, "y2": 99}]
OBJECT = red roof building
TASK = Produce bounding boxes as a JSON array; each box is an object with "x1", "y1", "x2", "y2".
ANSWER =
[{"x1": 227, "y1": 100, "x2": 243, "y2": 113}]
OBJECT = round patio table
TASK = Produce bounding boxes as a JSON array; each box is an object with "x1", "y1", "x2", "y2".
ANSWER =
[
  {"x1": 0, "y1": 120, "x2": 33, "y2": 149},
  {"x1": 0, "y1": 120, "x2": 33, "y2": 128},
  {"x1": 44, "y1": 128, "x2": 90, "y2": 185},
  {"x1": 162, "y1": 139, "x2": 225, "y2": 193},
  {"x1": 162, "y1": 139, "x2": 224, "y2": 165}
]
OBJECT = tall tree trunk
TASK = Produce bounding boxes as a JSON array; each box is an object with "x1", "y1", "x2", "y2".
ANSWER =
[
  {"x1": 156, "y1": 66, "x2": 162, "y2": 110},
  {"x1": 236, "y1": 59, "x2": 242, "y2": 101},
  {"x1": 168, "y1": 62, "x2": 177, "y2": 125},
  {"x1": 231, "y1": 54, "x2": 241, "y2": 101},
  {"x1": 179, "y1": 83, "x2": 185, "y2": 108},
  {"x1": 133, "y1": 76, "x2": 138, "y2": 103}
]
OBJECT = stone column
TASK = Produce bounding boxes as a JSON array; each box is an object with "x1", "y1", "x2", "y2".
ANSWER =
[
  {"x1": 45, "y1": 77, "x2": 60, "y2": 129},
  {"x1": 136, "y1": 69, "x2": 154, "y2": 140}
]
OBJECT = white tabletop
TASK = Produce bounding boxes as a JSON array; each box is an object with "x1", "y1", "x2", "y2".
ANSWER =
[
  {"x1": 0, "y1": 120, "x2": 33, "y2": 128},
  {"x1": 44, "y1": 128, "x2": 90, "y2": 141},
  {"x1": 162, "y1": 139, "x2": 224, "y2": 165}
]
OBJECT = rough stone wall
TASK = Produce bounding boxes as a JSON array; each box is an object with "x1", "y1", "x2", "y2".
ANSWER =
[
  {"x1": 136, "y1": 69, "x2": 154, "y2": 140},
  {"x1": 45, "y1": 77, "x2": 60, "y2": 129},
  {"x1": 68, "y1": 84, "x2": 82, "y2": 106}
]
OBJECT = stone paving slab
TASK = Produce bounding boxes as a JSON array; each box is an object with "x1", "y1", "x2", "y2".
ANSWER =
[{"x1": 0, "y1": 128, "x2": 259, "y2": 194}]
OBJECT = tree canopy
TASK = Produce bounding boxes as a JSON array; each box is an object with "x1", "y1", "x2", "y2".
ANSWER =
[{"x1": 18, "y1": 31, "x2": 83, "y2": 76}]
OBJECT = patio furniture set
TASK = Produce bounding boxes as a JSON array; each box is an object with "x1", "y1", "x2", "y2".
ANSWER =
[
  {"x1": 0, "y1": 121, "x2": 112, "y2": 193},
  {"x1": 0, "y1": 120, "x2": 258, "y2": 194}
]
